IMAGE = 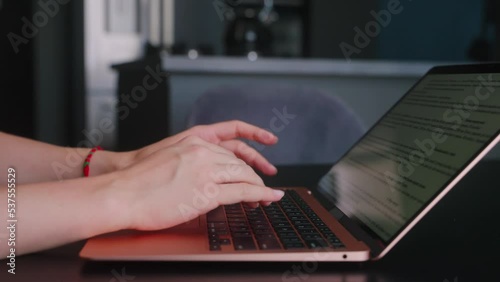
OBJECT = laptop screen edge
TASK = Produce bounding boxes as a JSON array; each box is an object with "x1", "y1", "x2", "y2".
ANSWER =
[{"x1": 312, "y1": 63, "x2": 500, "y2": 259}]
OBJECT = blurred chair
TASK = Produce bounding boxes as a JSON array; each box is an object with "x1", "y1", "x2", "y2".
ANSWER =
[{"x1": 186, "y1": 84, "x2": 366, "y2": 165}]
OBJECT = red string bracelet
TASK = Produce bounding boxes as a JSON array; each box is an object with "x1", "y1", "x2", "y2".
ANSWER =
[{"x1": 83, "y1": 146, "x2": 102, "y2": 177}]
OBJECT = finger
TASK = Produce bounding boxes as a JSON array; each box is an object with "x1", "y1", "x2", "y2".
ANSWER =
[
  {"x1": 207, "y1": 120, "x2": 278, "y2": 145},
  {"x1": 260, "y1": 201, "x2": 272, "y2": 207},
  {"x1": 244, "y1": 202, "x2": 260, "y2": 209},
  {"x1": 216, "y1": 183, "x2": 285, "y2": 205},
  {"x1": 213, "y1": 164, "x2": 264, "y2": 186},
  {"x1": 219, "y1": 140, "x2": 277, "y2": 175}
]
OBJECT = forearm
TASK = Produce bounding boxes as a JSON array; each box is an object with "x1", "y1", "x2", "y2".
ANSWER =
[
  {"x1": 0, "y1": 173, "x2": 129, "y2": 257},
  {"x1": 0, "y1": 132, "x2": 125, "y2": 183}
]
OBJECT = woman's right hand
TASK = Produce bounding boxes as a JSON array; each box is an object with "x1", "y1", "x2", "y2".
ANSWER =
[{"x1": 112, "y1": 135, "x2": 284, "y2": 231}]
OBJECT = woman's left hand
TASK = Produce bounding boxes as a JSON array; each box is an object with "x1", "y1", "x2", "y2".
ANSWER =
[{"x1": 113, "y1": 120, "x2": 279, "y2": 176}]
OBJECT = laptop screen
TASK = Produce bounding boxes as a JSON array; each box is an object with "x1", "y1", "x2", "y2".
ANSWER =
[{"x1": 318, "y1": 70, "x2": 500, "y2": 243}]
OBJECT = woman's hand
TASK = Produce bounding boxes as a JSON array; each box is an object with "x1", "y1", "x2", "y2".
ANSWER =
[
  {"x1": 113, "y1": 135, "x2": 284, "y2": 231},
  {"x1": 110, "y1": 120, "x2": 279, "y2": 177}
]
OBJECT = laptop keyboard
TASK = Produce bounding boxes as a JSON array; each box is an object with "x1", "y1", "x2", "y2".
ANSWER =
[{"x1": 207, "y1": 190, "x2": 346, "y2": 251}]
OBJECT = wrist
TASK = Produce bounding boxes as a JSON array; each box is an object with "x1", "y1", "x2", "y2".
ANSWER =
[
  {"x1": 88, "y1": 171, "x2": 134, "y2": 232},
  {"x1": 87, "y1": 150, "x2": 135, "y2": 177},
  {"x1": 103, "y1": 169, "x2": 138, "y2": 230}
]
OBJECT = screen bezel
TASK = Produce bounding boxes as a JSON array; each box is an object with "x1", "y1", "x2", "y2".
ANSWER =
[{"x1": 315, "y1": 63, "x2": 500, "y2": 257}]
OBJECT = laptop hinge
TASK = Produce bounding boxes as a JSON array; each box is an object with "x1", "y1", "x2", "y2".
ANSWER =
[{"x1": 334, "y1": 208, "x2": 385, "y2": 258}]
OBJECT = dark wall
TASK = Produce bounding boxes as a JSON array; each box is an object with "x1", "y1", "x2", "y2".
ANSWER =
[
  {"x1": 309, "y1": 0, "x2": 379, "y2": 59},
  {"x1": 377, "y1": 0, "x2": 483, "y2": 61},
  {"x1": 34, "y1": 0, "x2": 86, "y2": 146},
  {"x1": 0, "y1": 0, "x2": 85, "y2": 145},
  {"x1": 0, "y1": 1, "x2": 35, "y2": 138}
]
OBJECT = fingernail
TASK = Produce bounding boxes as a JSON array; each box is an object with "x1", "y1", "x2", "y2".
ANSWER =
[{"x1": 273, "y1": 189, "x2": 285, "y2": 199}]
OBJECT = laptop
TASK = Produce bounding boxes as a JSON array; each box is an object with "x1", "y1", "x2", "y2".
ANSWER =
[{"x1": 80, "y1": 64, "x2": 500, "y2": 262}]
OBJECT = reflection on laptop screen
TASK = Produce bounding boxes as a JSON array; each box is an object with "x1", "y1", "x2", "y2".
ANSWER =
[{"x1": 318, "y1": 72, "x2": 500, "y2": 242}]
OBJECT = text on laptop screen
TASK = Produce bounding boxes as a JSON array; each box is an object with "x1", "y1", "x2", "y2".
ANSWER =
[{"x1": 318, "y1": 73, "x2": 500, "y2": 242}]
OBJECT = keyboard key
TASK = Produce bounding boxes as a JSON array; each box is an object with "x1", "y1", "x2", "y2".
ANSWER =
[
  {"x1": 207, "y1": 222, "x2": 226, "y2": 228},
  {"x1": 292, "y1": 220, "x2": 310, "y2": 225},
  {"x1": 302, "y1": 234, "x2": 323, "y2": 240},
  {"x1": 210, "y1": 230, "x2": 228, "y2": 235},
  {"x1": 208, "y1": 229, "x2": 228, "y2": 236},
  {"x1": 232, "y1": 231, "x2": 253, "y2": 237},
  {"x1": 298, "y1": 229, "x2": 320, "y2": 235},
  {"x1": 281, "y1": 237, "x2": 302, "y2": 244},
  {"x1": 256, "y1": 234, "x2": 276, "y2": 240},
  {"x1": 274, "y1": 222, "x2": 292, "y2": 228},
  {"x1": 269, "y1": 218, "x2": 290, "y2": 224},
  {"x1": 254, "y1": 229, "x2": 273, "y2": 235},
  {"x1": 258, "y1": 239, "x2": 281, "y2": 250},
  {"x1": 209, "y1": 244, "x2": 221, "y2": 251},
  {"x1": 247, "y1": 215, "x2": 268, "y2": 221},
  {"x1": 220, "y1": 239, "x2": 231, "y2": 245},
  {"x1": 207, "y1": 206, "x2": 225, "y2": 222},
  {"x1": 284, "y1": 242, "x2": 305, "y2": 249},
  {"x1": 248, "y1": 220, "x2": 268, "y2": 225},
  {"x1": 251, "y1": 224, "x2": 271, "y2": 229},
  {"x1": 264, "y1": 210, "x2": 284, "y2": 215},
  {"x1": 229, "y1": 222, "x2": 248, "y2": 227},
  {"x1": 227, "y1": 214, "x2": 245, "y2": 218},
  {"x1": 267, "y1": 215, "x2": 287, "y2": 220},
  {"x1": 278, "y1": 232, "x2": 300, "y2": 239},
  {"x1": 295, "y1": 224, "x2": 314, "y2": 229},
  {"x1": 326, "y1": 237, "x2": 342, "y2": 244},
  {"x1": 225, "y1": 210, "x2": 244, "y2": 214},
  {"x1": 230, "y1": 226, "x2": 250, "y2": 232},
  {"x1": 305, "y1": 239, "x2": 328, "y2": 249},
  {"x1": 332, "y1": 243, "x2": 346, "y2": 249},
  {"x1": 233, "y1": 237, "x2": 257, "y2": 250},
  {"x1": 275, "y1": 227, "x2": 295, "y2": 233},
  {"x1": 227, "y1": 218, "x2": 246, "y2": 222}
]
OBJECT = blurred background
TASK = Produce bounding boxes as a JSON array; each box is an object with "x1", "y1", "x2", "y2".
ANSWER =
[{"x1": 1, "y1": 0, "x2": 500, "y2": 159}]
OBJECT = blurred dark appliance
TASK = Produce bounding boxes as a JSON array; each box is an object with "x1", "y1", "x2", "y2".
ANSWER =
[{"x1": 224, "y1": 0, "x2": 309, "y2": 58}]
